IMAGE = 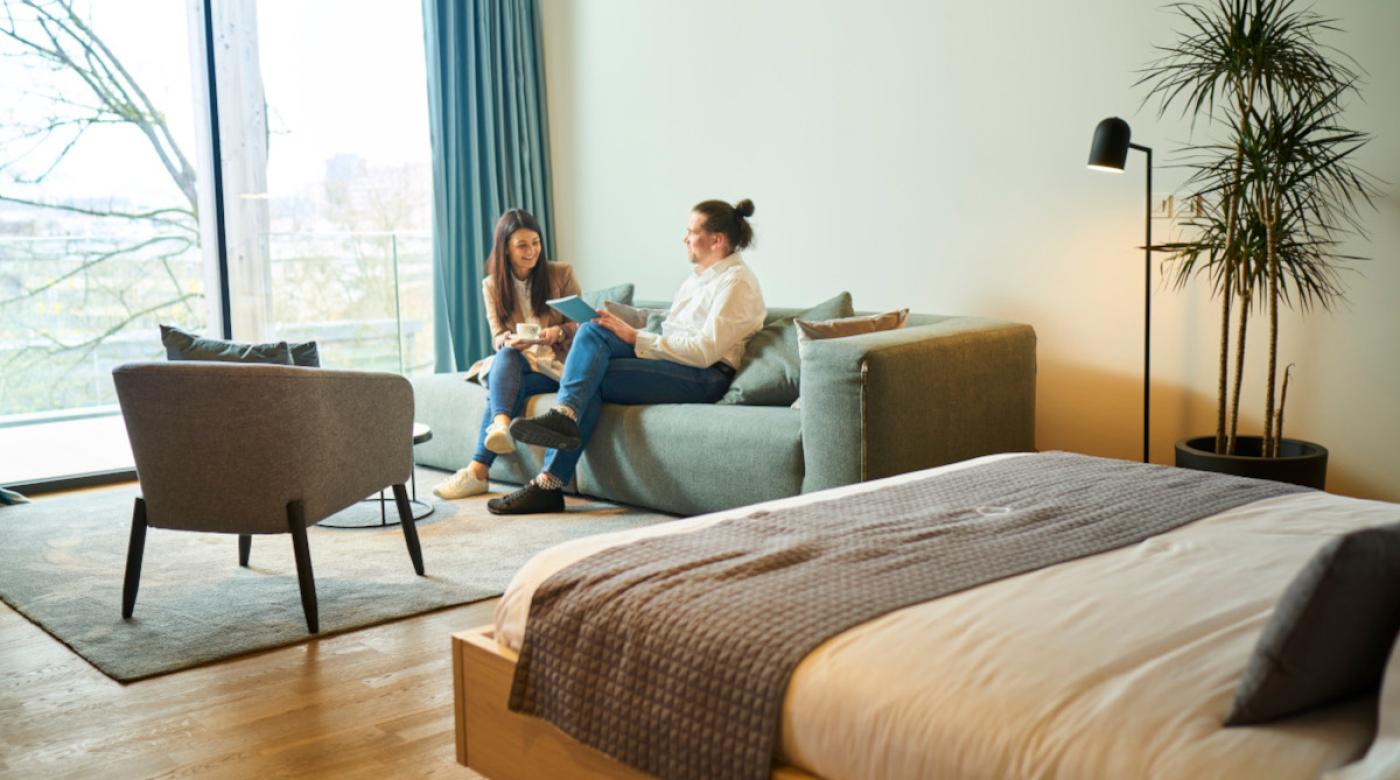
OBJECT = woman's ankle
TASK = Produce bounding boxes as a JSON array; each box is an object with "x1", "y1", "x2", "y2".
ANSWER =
[
  {"x1": 492, "y1": 414, "x2": 510, "y2": 427},
  {"x1": 468, "y1": 462, "x2": 490, "y2": 480}
]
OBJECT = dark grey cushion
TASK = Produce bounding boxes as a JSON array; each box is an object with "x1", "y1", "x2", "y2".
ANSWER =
[
  {"x1": 719, "y1": 291, "x2": 853, "y2": 406},
  {"x1": 160, "y1": 324, "x2": 319, "y2": 367},
  {"x1": 1225, "y1": 522, "x2": 1400, "y2": 726},
  {"x1": 580, "y1": 283, "x2": 634, "y2": 309}
]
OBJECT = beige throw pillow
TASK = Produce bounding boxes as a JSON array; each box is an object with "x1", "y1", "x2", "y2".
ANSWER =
[
  {"x1": 795, "y1": 308, "x2": 910, "y2": 351},
  {"x1": 791, "y1": 309, "x2": 910, "y2": 409}
]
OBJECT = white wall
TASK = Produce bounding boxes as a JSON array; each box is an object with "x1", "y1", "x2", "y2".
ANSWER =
[{"x1": 538, "y1": 0, "x2": 1400, "y2": 502}]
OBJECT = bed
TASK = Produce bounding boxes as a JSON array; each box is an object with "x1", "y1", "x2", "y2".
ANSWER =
[{"x1": 453, "y1": 453, "x2": 1400, "y2": 779}]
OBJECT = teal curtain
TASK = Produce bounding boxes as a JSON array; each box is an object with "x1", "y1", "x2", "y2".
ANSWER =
[{"x1": 422, "y1": 0, "x2": 556, "y2": 372}]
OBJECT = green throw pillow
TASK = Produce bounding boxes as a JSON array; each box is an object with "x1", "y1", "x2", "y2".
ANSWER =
[
  {"x1": 718, "y1": 291, "x2": 854, "y2": 406},
  {"x1": 159, "y1": 324, "x2": 319, "y2": 366},
  {"x1": 580, "y1": 283, "x2": 635, "y2": 310}
]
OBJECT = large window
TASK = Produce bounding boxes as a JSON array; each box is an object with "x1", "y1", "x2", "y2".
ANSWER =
[
  {"x1": 0, "y1": 0, "x2": 433, "y2": 488},
  {"x1": 0, "y1": 0, "x2": 207, "y2": 484},
  {"x1": 216, "y1": 0, "x2": 434, "y2": 375}
]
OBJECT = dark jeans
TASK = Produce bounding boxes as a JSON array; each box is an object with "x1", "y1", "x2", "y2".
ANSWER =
[{"x1": 544, "y1": 322, "x2": 731, "y2": 483}]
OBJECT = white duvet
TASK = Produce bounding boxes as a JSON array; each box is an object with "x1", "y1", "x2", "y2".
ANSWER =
[{"x1": 495, "y1": 454, "x2": 1400, "y2": 780}]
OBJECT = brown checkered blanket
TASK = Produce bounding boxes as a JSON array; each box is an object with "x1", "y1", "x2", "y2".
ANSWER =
[{"x1": 510, "y1": 452, "x2": 1305, "y2": 780}]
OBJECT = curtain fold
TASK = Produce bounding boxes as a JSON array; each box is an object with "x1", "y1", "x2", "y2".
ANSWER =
[{"x1": 423, "y1": 0, "x2": 555, "y2": 372}]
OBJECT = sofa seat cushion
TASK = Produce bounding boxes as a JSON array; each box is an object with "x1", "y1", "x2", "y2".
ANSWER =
[{"x1": 575, "y1": 403, "x2": 804, "y2": 517}]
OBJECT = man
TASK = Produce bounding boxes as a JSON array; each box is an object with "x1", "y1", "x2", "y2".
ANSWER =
[{"x1": 487, "y1": 198, "x2": 767, "y2": 514}]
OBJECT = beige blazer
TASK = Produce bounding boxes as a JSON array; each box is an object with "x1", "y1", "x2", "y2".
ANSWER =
[{"x1": 465, "y1": 261, "x2": 582, "y2": 381}]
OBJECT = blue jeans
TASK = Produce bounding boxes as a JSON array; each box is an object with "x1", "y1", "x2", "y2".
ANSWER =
[
  {"x1": 473, "y1": 346, "x2": 559, "y2": 467},
  {"x1": 543, "y1": 323, "x2": 731, "y2": 483}
]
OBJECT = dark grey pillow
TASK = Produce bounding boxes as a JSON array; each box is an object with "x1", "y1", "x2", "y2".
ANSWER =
[
  {"x1": 159, "y1": 324, "x2": 318, "y2": 366},
  {"x1": 718, "y1": 291, "x2": 854, "y2": 406},
  {"x1": 1225, "y1": 522, "x2": 1400, "y2": 726}
]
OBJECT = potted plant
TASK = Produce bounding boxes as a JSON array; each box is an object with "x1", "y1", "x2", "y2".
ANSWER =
[{"x1": 1138, "y1": 0, "x2": 1380, "y2": 489}]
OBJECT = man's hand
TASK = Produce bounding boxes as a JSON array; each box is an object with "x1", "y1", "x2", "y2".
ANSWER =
[{"x1": 594, "y1": 310, "x2": 637, "y2": 345}]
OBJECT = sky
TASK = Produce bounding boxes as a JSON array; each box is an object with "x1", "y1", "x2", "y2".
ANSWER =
[{"x1": 0, "y1": 0, "x2": 432, "y2": 213}]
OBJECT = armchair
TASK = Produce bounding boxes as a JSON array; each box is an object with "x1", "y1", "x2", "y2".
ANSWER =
[{"x1": 113, "y1": 361, "x2": 424, "y2": 633}]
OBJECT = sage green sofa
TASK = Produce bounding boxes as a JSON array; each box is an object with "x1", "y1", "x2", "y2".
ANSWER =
[{"x1": 412, "y1": 307, "x2": 1036, "y2": 516}]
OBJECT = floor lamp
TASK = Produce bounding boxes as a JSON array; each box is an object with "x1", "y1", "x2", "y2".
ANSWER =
[{"x1": 1087, "y1": 116, "x2": 1152, "y2": 464}]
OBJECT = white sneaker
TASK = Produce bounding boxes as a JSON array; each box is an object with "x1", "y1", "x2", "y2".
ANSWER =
[
  {"x1": 484, "y1": 420, "x2": 515, "y2": 454},
  {"x1": 432, "y1": 467, "x2": 490, "y2": 499}
]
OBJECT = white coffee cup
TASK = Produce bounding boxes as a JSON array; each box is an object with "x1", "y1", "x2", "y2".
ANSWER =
[{"x1": 515, "y1": 322, "x2": 541, "y2": 340}]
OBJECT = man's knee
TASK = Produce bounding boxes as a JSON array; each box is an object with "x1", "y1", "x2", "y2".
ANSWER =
[{"x1": 576, "y1": 322, "x2": 607, "y2": 343}]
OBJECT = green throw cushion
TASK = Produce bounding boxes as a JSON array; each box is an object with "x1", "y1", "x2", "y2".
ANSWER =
[
  {"x1": 580, "y1": 283, "x2": 635, "y2": 310},
  {"x1": 718, "y1": 291, "x2": 854, "y2": 406},
  {"x1": 159, "y1": 324, "x2": 319, "y2": 366}
]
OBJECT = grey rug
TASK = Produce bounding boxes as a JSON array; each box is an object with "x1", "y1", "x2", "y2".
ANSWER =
[{"x1": 0, "y1": 468, "x2": 672, "y2": 682}]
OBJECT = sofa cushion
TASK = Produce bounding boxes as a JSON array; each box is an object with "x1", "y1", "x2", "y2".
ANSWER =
[
  {"x1": 719, "y1": 291, "x2": 853, "y2": 407},
  {"x1": 580, "y1": 283, "x2": 635, "y2": 309},
  {"x1": 575, "y1": 402, "x2": 804, "y2": 516},
  {"x1": 796, "y1": 308, "x2": 910, "y2": 348},
  {"x1": 159, "y1": 324, "x2": 320, "y2": 366}
]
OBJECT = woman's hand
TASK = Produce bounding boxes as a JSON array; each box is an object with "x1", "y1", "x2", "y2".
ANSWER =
[
  {"x1": 594, "y1": 310, "x2": 637, "y2": 345},
  {"x1": 539, "y1": 325, "x2": 564, "y2": 344}
]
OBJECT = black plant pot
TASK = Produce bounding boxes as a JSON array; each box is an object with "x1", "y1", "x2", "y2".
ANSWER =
[{"x1": 1174, "y1": 435, "x2": 1328, "y2": 490}]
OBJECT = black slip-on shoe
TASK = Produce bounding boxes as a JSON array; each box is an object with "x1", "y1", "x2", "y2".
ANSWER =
[
  {"x1": 509, "y1": 409, "x2": 582, "y2": 450},
  {"x1": 486, "y1": 483, "x2": 565, "y2": 515}
]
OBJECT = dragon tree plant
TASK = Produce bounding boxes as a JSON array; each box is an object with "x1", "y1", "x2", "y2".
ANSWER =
[{"x1": 1139, "y1": 0, "x2": 1379, "y2": 458}]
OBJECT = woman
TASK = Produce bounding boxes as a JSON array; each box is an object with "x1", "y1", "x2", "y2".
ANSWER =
[{"x1": 433, "y1": 208, "x2": 582, "y2": 499}]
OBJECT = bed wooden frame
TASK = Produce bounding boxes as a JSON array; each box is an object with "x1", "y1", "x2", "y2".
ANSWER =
[{"x1": 452, "y1": 625, "x2": 819, "y2": 780}]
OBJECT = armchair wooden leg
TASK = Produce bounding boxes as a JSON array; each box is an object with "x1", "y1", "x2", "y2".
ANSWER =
[
  {"x1": 392, "y1": 483, "x2": 425, "y2": 576},
  {"x1": 239, "y1": 534, "x2": 251, "y2": 567},
  {"x1": 122, "y1": 497, "x2": 148, "y2": 619},
  {"x1": 286, "y1": 500, "x2": 319, "y2": 634}
]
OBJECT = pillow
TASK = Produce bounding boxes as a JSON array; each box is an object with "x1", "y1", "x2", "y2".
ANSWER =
[
  {"x1": 159, "y1": 324, "x2": 318, "y2": 366},
  {"x1": 603, "y1": 300, "x2": 666, "y2": 333},
  {"x1": 718, "y1": 291, "x2": 854, "y2": 406},
  {"x1": 794, "y1": 308, "x2": 910, "y2": 352},
  {"x1": 1224, "y1": 522, "x2": 1400, "y2": 726},
  {"x1": 580, "y1": 283, "x2": 635, "y2": 309}
]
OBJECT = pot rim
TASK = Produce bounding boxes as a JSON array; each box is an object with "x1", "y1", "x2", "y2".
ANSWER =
[{"x1": 1175, "y1": 435, "x2": 1329, "y2": 462}]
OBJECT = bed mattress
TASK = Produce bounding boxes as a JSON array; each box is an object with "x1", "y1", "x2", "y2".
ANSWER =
[{"x1": 495, "y1": 454, "x2": 1398, "y2": 779}]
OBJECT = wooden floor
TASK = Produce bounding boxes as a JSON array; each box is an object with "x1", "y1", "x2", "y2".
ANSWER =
[{"x1": 0, "y1": 483, "x2": 491, "y2": 780}]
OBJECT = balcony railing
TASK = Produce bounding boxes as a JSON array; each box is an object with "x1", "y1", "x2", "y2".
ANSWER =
[{"x1": 0, "y1": 229, "x2": 434, "y2": 421}]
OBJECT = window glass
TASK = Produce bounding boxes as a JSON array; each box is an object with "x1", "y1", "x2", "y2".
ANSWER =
[
  {"x1": 215, "y1": 0, "x2": 433, "y2": 374},
  {"x1": 0, "y1": 0, "x2": 208, "y2": 483}
]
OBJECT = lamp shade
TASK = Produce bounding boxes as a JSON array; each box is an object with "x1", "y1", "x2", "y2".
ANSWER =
[{"x1": 1088, "y1": 117, "x2": 1131, "y2": 171}]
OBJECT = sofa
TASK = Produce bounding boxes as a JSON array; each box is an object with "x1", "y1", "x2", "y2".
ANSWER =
[{"x1": 412, "y1": 305, "x2": 1036, "y2": 516}]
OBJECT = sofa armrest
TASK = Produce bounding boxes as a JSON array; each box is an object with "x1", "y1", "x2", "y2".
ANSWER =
[{"x1": 798, "y1": 318, "x2": 1036, "y2": 493}]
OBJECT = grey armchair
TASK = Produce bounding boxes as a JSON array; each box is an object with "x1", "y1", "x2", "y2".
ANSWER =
[{"x1": 113, "y1": 360, "x2": 424, "y2": 633}]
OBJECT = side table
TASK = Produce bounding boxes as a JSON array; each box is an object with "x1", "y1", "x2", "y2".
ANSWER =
[{"x1": 321, "y1": 423, "x2": 435, "y2": 529}]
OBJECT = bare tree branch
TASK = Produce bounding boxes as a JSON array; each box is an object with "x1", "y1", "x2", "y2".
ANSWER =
[{"x1": 0, "y1": 193, "x2": 194, "y2": 230}]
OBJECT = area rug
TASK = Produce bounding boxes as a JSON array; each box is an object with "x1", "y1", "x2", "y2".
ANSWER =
[{"x1": 0, "y1": 468, "x2": 673, "y2": 682}]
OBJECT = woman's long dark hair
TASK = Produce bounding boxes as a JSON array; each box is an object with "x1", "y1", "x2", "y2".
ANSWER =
[{"x1": 486, "y1": 208, "x2": 550, "y2": 323}]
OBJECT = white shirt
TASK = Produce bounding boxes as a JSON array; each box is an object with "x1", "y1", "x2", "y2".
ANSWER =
[
  {"x1": 510, "y1": 275, "x2": 538, "y2": 322},
  {"x1": 633, "y1": 252, "x2": 766, "y2": 369},
  {"x1": 507, "y1": 273, "x2": 564, "y2": 378}
]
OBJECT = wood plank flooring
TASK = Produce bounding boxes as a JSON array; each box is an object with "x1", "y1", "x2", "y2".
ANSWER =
[{"x1": 1, "y1": 484, "x2": 490, "y2": 779}]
